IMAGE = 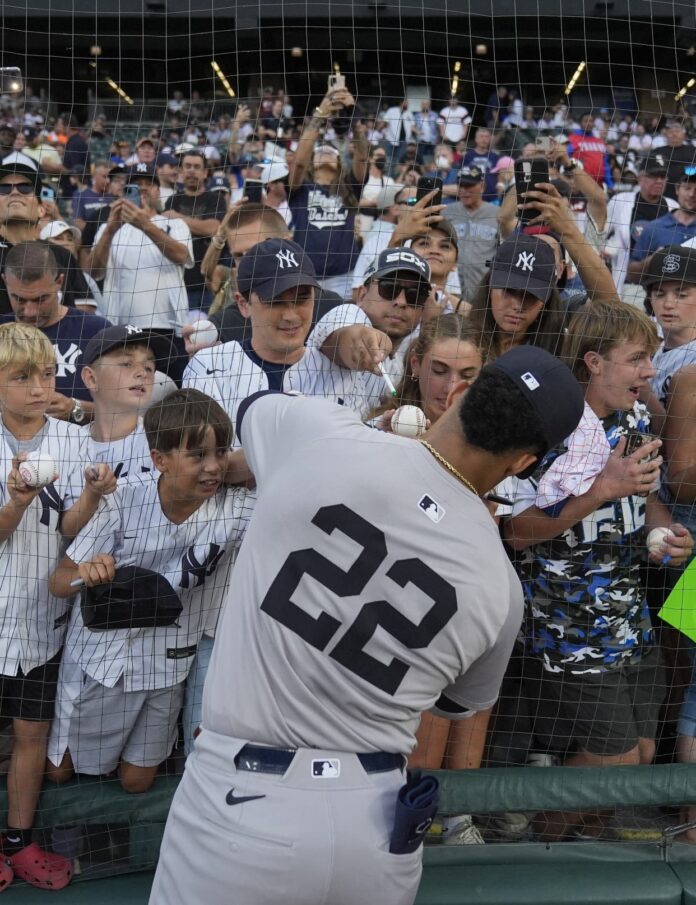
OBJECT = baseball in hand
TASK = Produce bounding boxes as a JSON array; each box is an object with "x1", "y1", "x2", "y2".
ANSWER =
[
  {"x1": 647, "y1": 526, "x2": 673, "y2": 556},
  {"x1": 18, "y1": 453, "x2": 56, "y2": 488},
  {"x1": 188, "y1": 319, "x2": 218, "y2": 348},
  {"x1": 391, "y1": 405, "x2": 427, "y2": 438}
]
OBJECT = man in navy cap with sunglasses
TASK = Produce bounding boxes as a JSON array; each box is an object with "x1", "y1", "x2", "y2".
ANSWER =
[{"x1": 628, "y1": 165, "x2": 696, "y2": 283}]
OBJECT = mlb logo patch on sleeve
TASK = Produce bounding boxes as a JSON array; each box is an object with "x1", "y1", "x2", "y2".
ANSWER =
[{"x1": 418, "y1": 494, "x2": 445, "y2": 524}]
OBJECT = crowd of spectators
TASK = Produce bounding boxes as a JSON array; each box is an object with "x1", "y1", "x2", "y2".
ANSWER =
[{"x1": 5, "y1": 77, "x2": 696, "y2": 885}]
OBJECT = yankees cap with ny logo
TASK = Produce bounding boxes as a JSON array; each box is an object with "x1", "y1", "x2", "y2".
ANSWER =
[
  {"x1": 488, "y1": 234, "x2": 558, "y2": 303},
  {"x1": 236, "y1": 238, "x2": 321, "y2": 301}
]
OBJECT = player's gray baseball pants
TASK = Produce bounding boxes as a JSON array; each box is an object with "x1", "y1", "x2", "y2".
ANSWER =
[{"x1": 149, "y1": 728, "x2": 422, "y2": 905}]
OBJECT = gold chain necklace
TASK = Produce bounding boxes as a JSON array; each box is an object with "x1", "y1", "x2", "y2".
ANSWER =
[{"x1": 419, "y1": 440, "x2": 479, "y2": 497}]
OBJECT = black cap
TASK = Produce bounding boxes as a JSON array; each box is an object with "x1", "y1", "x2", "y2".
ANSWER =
[
  {"x1": 126, "y1": 162, "x2": 159, "y2": 184},
  {"x1": 490, "y1": 346, "x2": 585, "y2": 478},
  {"x1": 639, "y1": 152, "x2": 669, "y2": 175},
  {"x1": 108, "y1": 163, "x2": 127, "y2": 178},
  {"x1": 82, "y1": 325, "x2": 174, "y2": 368},
  {"x1": 489, "y1": 235, "x2": 558, "y2": 303},
  {"x1": 236, "y1": 238, "x2": 321, "y2": 300},
  {"x1": 641, "y1": 245, "x2": 696, "y2": 288},
  {"x1": 21, "y1": 126, "x2": 37, "y2": 140},
  {"x1": 457, "y1": 165, "x2": 485, "y2": 185},
  {"x1": 363, "y1": 246, "x2": 432, "y2": 286}
]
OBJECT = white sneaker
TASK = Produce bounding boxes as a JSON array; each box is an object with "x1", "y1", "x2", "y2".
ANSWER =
[
  {"x1": 526, "y1": 752, "x2": 560, "y2": 768},
  {"x1": 487, "y1": 812, "x2": 531, "y2": 839},
  {"x1": 442, "y1": 815, "x2": 486, "y2": 845}
]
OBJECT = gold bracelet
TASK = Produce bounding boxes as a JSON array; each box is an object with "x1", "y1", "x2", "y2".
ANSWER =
[
  {"x1": 313, "y1": 107, "x2": 329, "y2": 118},
  {"x1": 211, "y1": 235, "x2": 226, "y2": 250}
]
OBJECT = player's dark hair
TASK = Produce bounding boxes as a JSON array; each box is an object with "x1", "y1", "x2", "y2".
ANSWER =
[
  {"x1": 5, "y1": 241, "x2": 58, "y2": 283},
  {"x1": 458, "y1": 368, "x2": 547, "y2": 457},
  {"x1": 144, "y1": 388, "x2": 233, "y2": 454}
]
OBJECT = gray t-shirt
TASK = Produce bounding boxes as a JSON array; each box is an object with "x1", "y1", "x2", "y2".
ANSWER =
[
  {"x1": 203, "y1": 394, "x2": 523, "y2": 754},
  {"x1": 444, "y1": 201, "x2": 499, "y2": 301}
]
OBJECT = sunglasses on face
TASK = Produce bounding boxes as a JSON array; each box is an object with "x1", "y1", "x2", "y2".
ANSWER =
[
  {"x1": 0, "y1": 183, "x2": 34, "y2": 195},
  {"x1": 374, "y1": 278, "x2": 429, "y2": 307}
]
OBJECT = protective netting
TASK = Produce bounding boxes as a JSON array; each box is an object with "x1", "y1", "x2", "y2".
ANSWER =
[{"x1": 2, "y1": 1, "x2": 696, "y2": 896}]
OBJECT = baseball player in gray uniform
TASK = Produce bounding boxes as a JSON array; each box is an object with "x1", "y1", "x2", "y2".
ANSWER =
[{"x1": 149, "y1": 345, "x2": 584, "y2": 905}]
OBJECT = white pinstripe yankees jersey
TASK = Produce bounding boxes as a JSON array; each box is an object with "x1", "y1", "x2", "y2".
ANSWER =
[
  {"x1": 182, "y1": 338, "x2": 371, "y2": 440},
  {"x1": 307, "y1": 303, "x2": 415, "y2": 415},
  {"x1": 0, "y1": 418, "x2": 85, "y2": 674},
  {"x1": 78, "y1": 420, "x2": 152, "y2": 481},
  {"x1": 65, "y1": 472, "x2": 252, "y2": 691}
]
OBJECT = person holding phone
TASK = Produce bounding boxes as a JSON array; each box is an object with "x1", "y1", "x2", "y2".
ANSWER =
[
  {"x1": 288, "y1": 85, "x2": 369, "y2": 300},
  {"x1": 88, "y1": 163, "x2": 193, "y2": 333},
  {"x1": 443, "y1": 165, "x2": 499, "y2": 301}
]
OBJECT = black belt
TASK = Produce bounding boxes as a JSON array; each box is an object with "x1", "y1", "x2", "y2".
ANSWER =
[{"x1": 235, "y1": 744, "x2": 403, "y2": 775}]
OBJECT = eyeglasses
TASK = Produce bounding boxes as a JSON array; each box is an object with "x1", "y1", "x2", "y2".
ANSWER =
[
  {"x1": 374, "y1": 279, "x2": 430, "y2": 307},
  {"x1": 0, "y1": 183, "x2": 34, "y2": 196}
]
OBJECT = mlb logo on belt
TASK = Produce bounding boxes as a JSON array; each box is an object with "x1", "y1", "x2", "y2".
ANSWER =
[{"x1": 311, "y1": 759, "x2": 340, "y2": 778}]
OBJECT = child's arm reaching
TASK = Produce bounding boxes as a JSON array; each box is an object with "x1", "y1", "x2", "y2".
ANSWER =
[{"x1": 60, "y1": 463, "x2": 117, "y2": 539}]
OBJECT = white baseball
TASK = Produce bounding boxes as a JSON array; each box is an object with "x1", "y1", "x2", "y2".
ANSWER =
[
  {"x1": 188, "y1": 319, "x2": 218, "y2": 349},
  {"x1": 391, "y1": 405, "x2": 427, "y2": 439},
  {"x1": 647, "y1": 526, "x2": 673, "y2": 556},
  {"x1": 18, "y1": 453, "x2": 55, "y2": 488}
]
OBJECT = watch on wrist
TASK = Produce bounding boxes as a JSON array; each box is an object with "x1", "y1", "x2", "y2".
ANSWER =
[
  {"x1": 70, "y1": 398, "x2": 86, "y2": 424},
  {"x1": 561, "y1": 159, "x2": 584, "y2": 175}
]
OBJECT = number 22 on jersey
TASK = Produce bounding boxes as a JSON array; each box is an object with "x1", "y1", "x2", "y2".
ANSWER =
[{"x1": 260, "y1": 504, "x2": 457, "y2": 695}]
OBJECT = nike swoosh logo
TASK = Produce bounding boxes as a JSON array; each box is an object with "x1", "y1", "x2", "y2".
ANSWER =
[
  {"x1": 207, "y1": 368, "x2": 222, "y2": 374},
  {"x1": 226, "y1": 789, "x2": 266, "y2": 806}
]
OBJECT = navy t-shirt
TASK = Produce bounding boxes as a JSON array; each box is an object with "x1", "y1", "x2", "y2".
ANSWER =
[
  {"x1": 72, "y1": 188, "x2": 113, "y2": 223},
  {"x1": 0, "y1": 308, "x2": 110, "y2": 401},
  {"x1": 289, "y1": 175, "x2": 364, "y2": 278}
]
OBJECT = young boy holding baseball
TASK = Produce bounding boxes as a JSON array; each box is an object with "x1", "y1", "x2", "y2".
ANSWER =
[
  {"x1": 48, "y1": 388, "x2": 253, "y2": 795},
  {"x1": 0, "y1": 322, "x2": 115, "y2": 891}
]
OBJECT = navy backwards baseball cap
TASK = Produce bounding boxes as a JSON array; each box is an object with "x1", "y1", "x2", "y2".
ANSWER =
[
  {"x1": 156, "y1": 153, "x2": 178, "y2": 167},
  {"x1": 82, "y1": 325, "x2": 174, "y2": 368},
  {"x1": 236, "y1": 238, "x2": 321, "y2": 300},
  {"x1": 490, "y1": 345, "x2": 585, "y2": 478},
  {"x1": 641, "y1": 245, "x2": 696, "y2": 288},
  {"x1": 363, "y1": 247, "x2": 432, "y2": 286},
  {"x1": 126, "y1": 162, "x2": 159, "y2": 184},
  {"x1": 489, "y1": 235, "x2": 558, "y2": 304}
]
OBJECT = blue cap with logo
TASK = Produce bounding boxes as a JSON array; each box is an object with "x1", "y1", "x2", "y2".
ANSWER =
[
  {"x1": 126, "y1": 162, "x2": 159, "y2": 183},
  {"x1": 490, "y1": 345, "x2": 585, "y2": 478},
  {"x1": 489, "y1": 235, "x2": 557, "y2": 303},
  {"x1": 363, "y1": 247, "x2": 432, "y2": 286},
  {"x1": 236, "y1": 238, "x2": 321, "y2": 300}
]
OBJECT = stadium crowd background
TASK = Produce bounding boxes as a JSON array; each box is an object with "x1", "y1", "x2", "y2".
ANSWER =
[{"x1": 4, "y1": 63, "x2": 696, "y2": 889}]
